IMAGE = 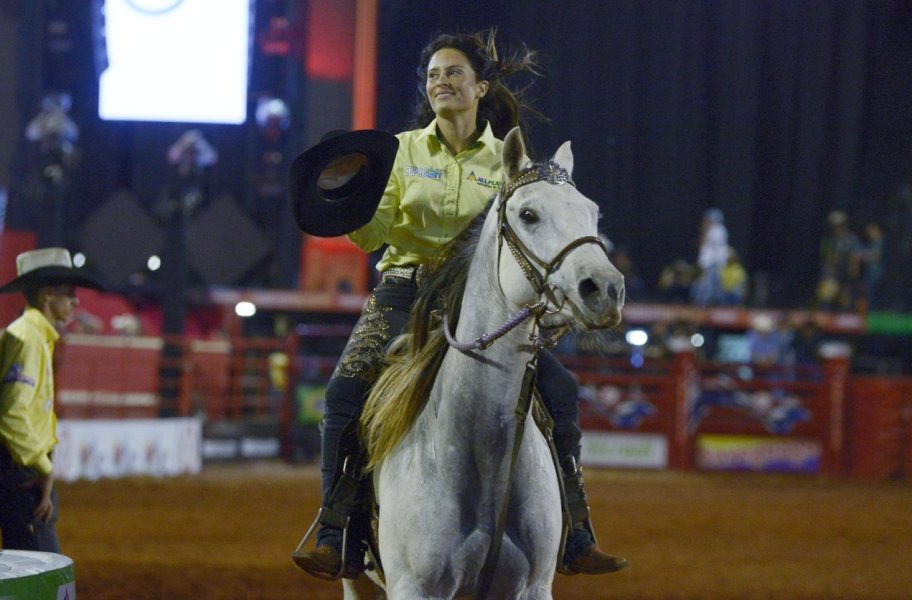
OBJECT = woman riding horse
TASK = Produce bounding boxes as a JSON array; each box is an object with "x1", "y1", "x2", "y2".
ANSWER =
[{"x1": 292, "y1": 29, "x2": 627, "y2": 580}]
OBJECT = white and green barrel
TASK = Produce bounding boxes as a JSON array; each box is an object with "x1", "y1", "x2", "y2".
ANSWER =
[{"x1": 0, "y1": 550, "x2": 76, "y2": 599}]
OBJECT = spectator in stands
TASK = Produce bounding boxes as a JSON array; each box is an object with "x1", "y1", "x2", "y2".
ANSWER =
[
  {"x1": 658, "y1": 259, "x2": 698, "y2": 304},
  {"x1": 852, "y1": 222, "x2": 885, "y2": 311},
  {"x1": 746, "y1": 313, "x2": 792, "y2": 369},
  {"x1": 815, "y1": 210, "x2": 860, "y2": 310},
  {"x1": 718, "y1": 246, "x2": 748, "y2": 306},
  {"x1": 691, "y1": 208, "x2": 730, "y2": 306},
  {"x1": 0, "y1": 248, "x2": 103, "y2": 552},
  {"x1": 642, "y1": 318, "x2": 702, "y2": 359},
  {"x1": 604, "y1": 238, "x2": 645, "y2": 302},
  {"x1": 642, "y1": 320, "x2": 673, "y2": 359},
  {"x1": 789, "y1": 313, "x2": 826, "y2": 368},
  {"x1": 668, "y1": 319, "x2": 701, "y2": 356}
]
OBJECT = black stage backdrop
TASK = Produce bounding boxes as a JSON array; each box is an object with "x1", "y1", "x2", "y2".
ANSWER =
[
  {"x1": 376, "y1": 0, "x2": 912, "y2": 309},
  {"x1": 8, "y1": 1, "x2": 911, "y2": 309}
]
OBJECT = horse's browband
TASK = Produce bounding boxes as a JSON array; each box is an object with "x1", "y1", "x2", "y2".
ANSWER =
[{"x1": 500, "y1": 160, "x2": 575, "y2": 202}]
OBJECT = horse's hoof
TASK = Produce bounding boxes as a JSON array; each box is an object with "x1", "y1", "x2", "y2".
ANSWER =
[
  {"x1": 292, "y1": 545, "x2": 363, "y2": 580},
  {"x1": 559, "y1": 545, "x2": 629, "y2": 576}
]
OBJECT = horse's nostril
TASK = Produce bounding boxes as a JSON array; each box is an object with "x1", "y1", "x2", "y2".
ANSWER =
[
  {"x1": 579, "y1": 278, "x2": 599, "y2": 299},
  {"x1": 608, "y1": 283, "x2": 626, "y2": 303},
  {"x1": 580, "y1": 277, "x2": 624, "y2": 312}
]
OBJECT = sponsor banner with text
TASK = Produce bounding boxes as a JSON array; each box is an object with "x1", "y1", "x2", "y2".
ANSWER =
[
  {"x1": 696, "y1": 434, "x2": 821, "y2": 473},
  {"x1": 581, "y1": 431, "x2": 668, "y2": 469},
  {"x1": 55, "y1": 418, "x2": 202, "y2": 481}
]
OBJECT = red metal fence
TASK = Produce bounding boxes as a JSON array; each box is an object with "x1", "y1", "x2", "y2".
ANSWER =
[
  {"x1": 55, "y1": 333, "x2": 294, "y2": 421},
  {"x1": 52, "y1": 332, "x2": 912, "y2": 479}
]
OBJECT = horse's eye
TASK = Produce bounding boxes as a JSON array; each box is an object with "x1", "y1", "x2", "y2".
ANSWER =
[{"x1": 519, "y1": 208, "x2": 539, "y2": 224}]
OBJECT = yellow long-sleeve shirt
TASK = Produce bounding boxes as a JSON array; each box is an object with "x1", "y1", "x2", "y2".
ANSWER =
[
  {"x1": 348, "y1": 119, "x2": 504, "y2": 272},
  {"x1": 0, "y1": 306, "x2": 59, "y2": 475}
]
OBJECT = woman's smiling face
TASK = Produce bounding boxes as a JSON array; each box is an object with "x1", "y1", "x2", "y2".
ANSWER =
[{"x1": 425, "y1": 48, "x2": 488, "y2": 120}]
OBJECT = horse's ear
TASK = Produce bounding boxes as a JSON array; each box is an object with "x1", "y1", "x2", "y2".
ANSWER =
[
  {"x1": 553, "y1": 141, "x2": 574, "y2": 174},
  {"x1": 502, "y1": 127, "x2": 528, "y2": 180}
]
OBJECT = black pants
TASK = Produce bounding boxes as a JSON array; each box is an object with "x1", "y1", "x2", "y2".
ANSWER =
[
  {"x1": 316, "y1": 276, "x2": 583, "y2": 547},
  {"x1": 0, "y1": 445, "x2": 61, "y2": 552}
]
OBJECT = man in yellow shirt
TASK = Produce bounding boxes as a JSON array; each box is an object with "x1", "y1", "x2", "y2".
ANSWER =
[{"x1": 0, "y1": 247, "x2": 103, "y2": 551}]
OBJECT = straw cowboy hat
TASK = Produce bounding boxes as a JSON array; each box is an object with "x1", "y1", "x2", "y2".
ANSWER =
[
  {"x1": 288, "y1": 129, "x2": 399, "y2": 237},
  {"x1": 0, "y1": 247, "x2": 104, "y2": 294}
]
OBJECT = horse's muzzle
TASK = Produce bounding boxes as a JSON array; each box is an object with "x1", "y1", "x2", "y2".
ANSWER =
[{"x1": 576, "y1": 271, "x2": 625, "y2": 329}]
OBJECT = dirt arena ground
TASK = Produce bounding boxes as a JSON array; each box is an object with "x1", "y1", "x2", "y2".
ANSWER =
[{"x1": 54, "y1": 462, "x2": 911, "y2": 599}]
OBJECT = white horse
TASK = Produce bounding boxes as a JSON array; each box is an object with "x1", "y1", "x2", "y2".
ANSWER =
[{"x1": 351, "y1": 127, "x2": 625, "y2": 600}]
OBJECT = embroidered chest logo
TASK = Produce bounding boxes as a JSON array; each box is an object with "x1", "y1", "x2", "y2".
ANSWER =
[
  {"x1": 467, "y1": 171, "x2": 502, "y2": 190},
  {"x1": 405, "y1": 166, "x2": 444, "y2": 180},
  {"x1": 2, "y1": 362, "x2": 36, "y2": 387}
]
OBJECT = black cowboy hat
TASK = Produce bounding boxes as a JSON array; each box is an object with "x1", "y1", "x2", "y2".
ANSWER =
[
  {"x1": 288, "y1": 129, "x2": 399, "y2": 237},
  {"x1": 0, "y1": 247, "x2": 105, "y2": 294}
]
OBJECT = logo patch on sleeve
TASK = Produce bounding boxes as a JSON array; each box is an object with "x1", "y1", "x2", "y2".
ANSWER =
[{"x1": 2, "y1": 362, "x2": 36, "y2": 387}]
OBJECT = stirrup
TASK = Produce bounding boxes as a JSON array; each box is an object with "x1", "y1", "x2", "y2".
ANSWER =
[
  {"x1": 291, "y1": 508, "x2": 351, "y2": 580},
  {"x1": 292, "y1": 455, "x2": 363, "y2": 580},
  {"x1": 291, "y1": 507, "x2": 351, "y2": 581}
]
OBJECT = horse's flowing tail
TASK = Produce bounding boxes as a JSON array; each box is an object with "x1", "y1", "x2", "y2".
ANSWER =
[{"x1": 360, "y1": 326, "x2": 448, "y2": 471}]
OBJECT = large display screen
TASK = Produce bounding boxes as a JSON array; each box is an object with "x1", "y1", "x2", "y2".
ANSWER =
[{"x1": 97, "y1": 0, "x2": 252, "y2": 124}]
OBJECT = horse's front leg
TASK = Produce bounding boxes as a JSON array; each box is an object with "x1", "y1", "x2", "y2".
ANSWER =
[
  {"x1": 509, "y1": 431, "x2": 562, "y2": 592},
  {"x1": 378, "y1": 453, "x2": 484, "y2": 599},
  {"x1": 519, "y1": 584, "x2": 554, "y2": 600}
]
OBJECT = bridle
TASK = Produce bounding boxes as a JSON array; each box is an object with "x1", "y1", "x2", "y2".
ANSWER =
[
  {"x1": 498, "y1": 158, "x2": 614, "y2": 329},
  {"x1": 497, "y1": 160, "x2": 610, "y2": 310},
  {"x1": 444, "y1": 158, "x2": 612, "y2": 353}
]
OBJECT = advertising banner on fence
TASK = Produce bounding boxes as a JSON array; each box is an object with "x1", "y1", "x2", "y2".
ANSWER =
[
  {"x1": 55, "y1": 418, "x2": 202, "y2": 481},
  {"x1": 696, "y1": 434, "x2": 821, "y2": 473},
  {"x1": 581, "y1": 431, "x2": 668, "y2": 469},
  {"x1": 202, "y1": 420, "x2": 282, "y2": 461}
]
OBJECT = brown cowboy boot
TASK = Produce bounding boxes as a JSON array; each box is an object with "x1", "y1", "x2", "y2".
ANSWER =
[
  {"x1": 561, "y1": 523, "x2": 629, "y2": 575},
  {"x1": 292, "y1": 543, "x2": 365, "y2": 580},
  {"x1": 292, "y1": 545, "x2": 343, "y2": 579},
  {"x1": 291, "y1": 449, "x2": 369, "y2": 580},
  {"x1": 558, "y1": 457, "x2": 628, "y2": 576}
]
